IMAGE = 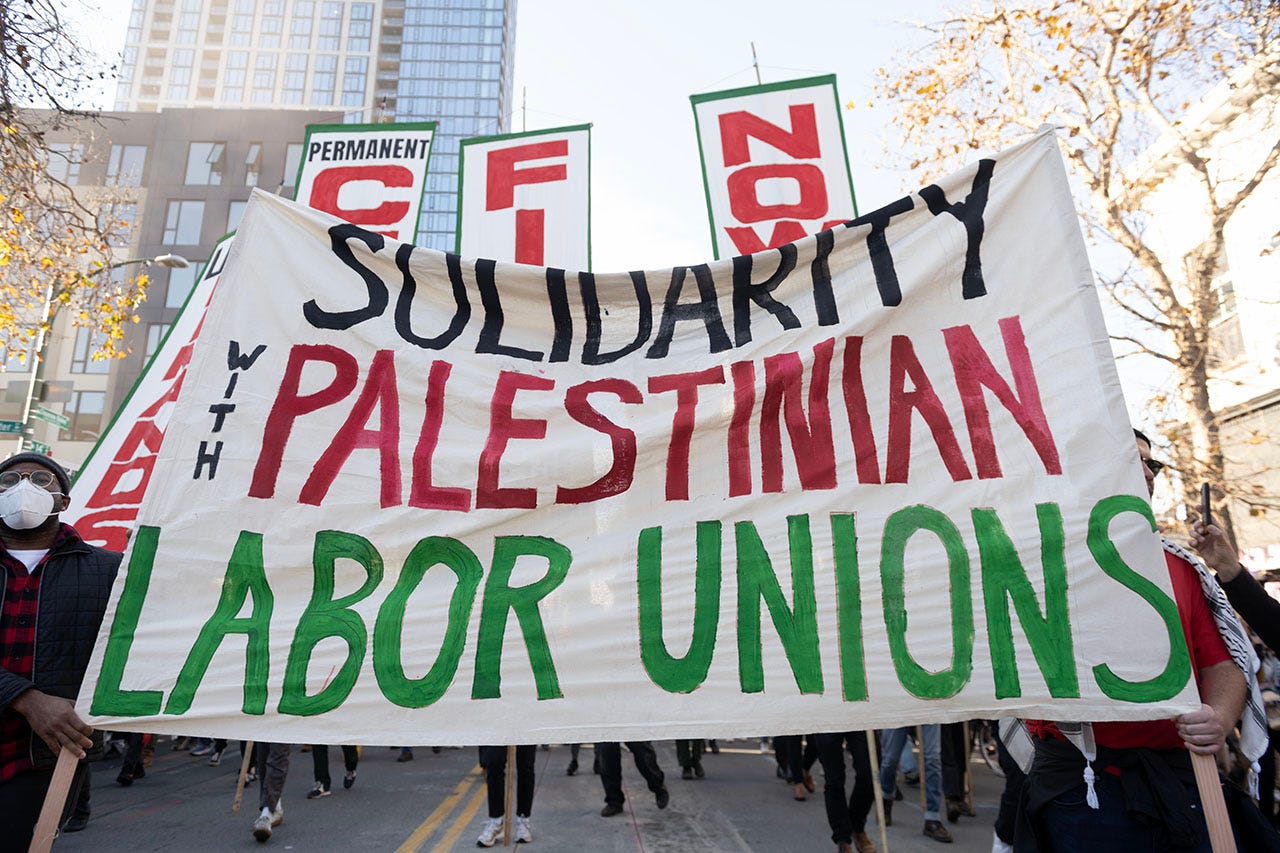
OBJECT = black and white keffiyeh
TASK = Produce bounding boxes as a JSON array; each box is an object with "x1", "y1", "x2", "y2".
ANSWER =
[{"x1": 1161, "y1": 536, "x2": 1268, "y2": 765}]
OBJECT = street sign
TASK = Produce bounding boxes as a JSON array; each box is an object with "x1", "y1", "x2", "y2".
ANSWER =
[
  {"x1": 32, "y1": 407, "x2": 70, "y2": 429},
  {"x1": 0, "y1": 420, "x2": 24, "y2": 435},
  {"x1": 28, "y1": 440, "x2": 50, "y2": 454}
]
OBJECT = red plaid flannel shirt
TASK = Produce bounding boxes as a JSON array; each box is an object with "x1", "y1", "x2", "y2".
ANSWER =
[{"x1": 0, "y1": 524, "x2": 80, "y2": 781}]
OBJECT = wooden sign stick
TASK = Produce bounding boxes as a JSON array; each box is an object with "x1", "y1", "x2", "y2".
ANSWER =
[
  {"x1": 865, "y1": 731, "x2": 891, "y2": 853},
  {"x1": 232, "y1": 741, "x2": 256, "y2": 812},
  {"x1": 1191, "y1": 751, "x2": 1236, "y2": 853},
  {"x1": 28, "y1": 746, "x2": 77, "y2": 853}
]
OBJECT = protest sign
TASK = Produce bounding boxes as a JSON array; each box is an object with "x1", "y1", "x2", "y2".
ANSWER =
[
  {"x1": 458, "y1": 125, "x2": 591, "y2": 269},
  {"x1": 81, "y1": 129, "x2": 1199, "y2": 745},
  {"x1": 692, "y1": 75, "x2": 857, "y2": 259},
  {"x1": 293, "y1": 121, "x2": 436, "y2": 243}
]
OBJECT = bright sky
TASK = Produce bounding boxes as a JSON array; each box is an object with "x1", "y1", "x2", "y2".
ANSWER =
[
  {"x1": 70, "y1": 0, "x2": 1172, "y2": 418},
  {"x1": 74, "y1": 0, "x2": 946, "y2": 271}
]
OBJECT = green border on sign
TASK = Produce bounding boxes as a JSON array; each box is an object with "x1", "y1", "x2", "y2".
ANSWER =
[
  {"x1": 689, "y1": 74, "x2": 858, "y2": 260},
  {"x1": 70, "y1": 230, "x2": 238, "y2": 489},
  {"x1": 456, "y1": 123, "x2": 594, "y2": 271},
  {"x1": 294, "y1": 120, "x2": 439, "y2": 242}
]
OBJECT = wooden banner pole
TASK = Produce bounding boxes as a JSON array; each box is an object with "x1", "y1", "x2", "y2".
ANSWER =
[
  {"x1": 1191, "y1": 752, "x2": 1236, "y2": 853},
  {"x1": 232, "y1": 741, "x2": 256, "y2": 812},
  {"x1": 865, "y1": 731, "x2": 890, "y2": 853},
  {"x1": 503, "y1": 745, "x2": 515, "y2": 846},
  {"x1": 28, "y1": 746, "x2": 77, "y2": 853}
]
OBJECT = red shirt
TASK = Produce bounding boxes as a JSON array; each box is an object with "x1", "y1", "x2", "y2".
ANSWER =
[{"x1": 1029, "y1": 549, "x2": 1231, "y2": 751}]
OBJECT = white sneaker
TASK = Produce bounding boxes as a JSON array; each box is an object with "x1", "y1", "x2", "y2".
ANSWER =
[
  {"x1": 514, "y1": 815, "x2": 532, "y2": 844},
  {"x1": 476, "y1": 817, "x2": 503, "y2": 847},
  {"x1": 208, "y1": 749, "x2": 223, "y2": 767},
  {"x1": 992, "y1": 835, "x2": 1013, "y2": 853},
  {"x1": 271, "y1": 803, "x2": 284, "y2": 826},
  {"x1": 252, "y1": 813, "x2": 272, "y2": 842}
]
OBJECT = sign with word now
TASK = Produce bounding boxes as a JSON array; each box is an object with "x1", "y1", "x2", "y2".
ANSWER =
[
  {"x1": 692, "y1": 75, "x2": 856, "y2": 259},
  {"x1": 81, "y1": 130, "x2": 1198, "y2": 746},
  {"x1": 457, "y1": 125, "x2": 591, "y2": 270}
]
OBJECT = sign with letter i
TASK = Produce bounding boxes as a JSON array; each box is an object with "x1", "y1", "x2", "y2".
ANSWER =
[{"x1": 456, "y1": 125, "x2": 592, "y2": 270}]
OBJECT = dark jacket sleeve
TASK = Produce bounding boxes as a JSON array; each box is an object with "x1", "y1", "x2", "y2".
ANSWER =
[
  {"x1": 1221, "y1": 569, "x2": 1280, "y2": 654},
  {"x1": 0, "y1": 668, "x2": 36, "y2": 711}
]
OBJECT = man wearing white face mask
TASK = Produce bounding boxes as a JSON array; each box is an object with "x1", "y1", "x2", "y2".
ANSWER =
[{"x1": 0, "y1": 452, "x2": 121, "y2": 850}]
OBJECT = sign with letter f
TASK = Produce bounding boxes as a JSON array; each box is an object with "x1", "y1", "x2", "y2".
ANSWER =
[{"x1": 457, "y1": 124, "x2": 592, "y2": 270}]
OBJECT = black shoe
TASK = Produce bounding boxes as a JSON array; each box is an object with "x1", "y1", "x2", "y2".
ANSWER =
[
  {"x1": 62, "y1": 815, "x2": 88, "y2": 833},
  {"x1": 693, "y1": 762, "x2": 704, "y2": 779},
  {"x1": 655, "y1": 787, "x2": 669, "y2": 809},
  {"x1": 681, "y1": 766, "x2": 694, "y2": 780},
  {"x1": 592, "y1": 756, "x2": 601, "y2": 775},
  {"x1": 397, "y1": 748, "x2": 414, "y2": 762},
  {"x1": 893, "y1": 786, "x2": 903, "y2": 801},
  {"x1": 707, "y1": 740, "x2": 719, "y2": 754},
  {"x1": 601, "y1": 803, "x2": 623, "y2": 817},
  {"x1": 566, "y1": 759, "x2": 578, "y2": 776},
  {"x1": 432, "y1": 746, "x2": 443, "y2": 753},
  {"x1": 923, "y1": 820, "x2": 953, "y2": 843},
  {"x1": 882, "y1": 800, "x2": 892, "y2": 827},
  {"x1": 946, "y1": 798, "x2": 961, "y2": 823},
  {"x1": 903, "y1": 769, "x2": 920, "y2": 786}
]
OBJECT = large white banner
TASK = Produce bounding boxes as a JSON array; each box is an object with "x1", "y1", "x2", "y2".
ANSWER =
[
  {"x1": 81, "y1": 130, "x2": 1200, "y2": 745},
  {"x1": 692, "y1": 75, "x2": 857, "y2": 259},
  {"x1": 457, "y1": 125, "x2": 592, "y2": 269}
]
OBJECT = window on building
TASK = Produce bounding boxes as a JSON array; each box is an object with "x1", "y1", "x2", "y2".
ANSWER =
[
  {"x1": 252, "y1": 53, "x2": 277, "y2": 102},
  {"x1": 1209, "y1": 259, "x2": 1246, "y2": 368},
  {"x1": 283, "y1": 143, "x2": 303, "y2": 188},
  {"x1": 342, "y1": 56, "x2": 368, "y2": 107},
  {"x1": 163, "y1": 200, "x2": 205, "y2": 244},
  {"x1": 347, "y1": 3, "x2": 373, "y2": 51},
  {"x1": 317, "y1": 1, "x2": 342, "y2": 49},
  {"x1": 145, "y1": 323, "x2": 171, "y2": 362},
  {"x1": 47, "y1": 143, "x2": 82, "y2": 184},
  {"x1": 227, "y1": 199, "x2": 248, "y2": 231},
  {"x1": 70, "y1": 328, "x2": 111, "y2": 374},
  {"x1": 185, "y1": 142, "x2": 226, "y2": 185},
  {"x1": 166, "y1": 264, "x2": 199, "y2": 308},
  {"x1": 59, "y1": 391, "x2": 106, "y2": 442},
  {"x1": 282, "y1": 53, "x2": 307, "y2": 103},
  {"x1": 311, "y1": 54, "x2": 337, "y2": 104},
  {"x1": 106, "y1": 144, "x2": 147, "y2": 186},
  {"x1": 244, "y1": 143, "x2": 262, "y2": 186}
]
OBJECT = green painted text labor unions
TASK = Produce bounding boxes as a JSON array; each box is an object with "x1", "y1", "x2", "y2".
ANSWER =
[{"x1": 92, "y1": 494, "x2": 1188, "y2": 718}]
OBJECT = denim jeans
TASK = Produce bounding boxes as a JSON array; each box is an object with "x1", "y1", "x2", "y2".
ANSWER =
[{"x1": 880, "y1": 725, "x2": 941, "y2": 820}]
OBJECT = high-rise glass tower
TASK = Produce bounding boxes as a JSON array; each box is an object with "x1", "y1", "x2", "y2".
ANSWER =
[{"x1": 115, "y1": 0, "x2": 516, "y2": 249}]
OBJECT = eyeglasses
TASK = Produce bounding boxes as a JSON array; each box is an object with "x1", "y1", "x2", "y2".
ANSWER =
[
  {"x1": 0, "y1": 470, "x2": 57, "y2": 491},
  {"x1": 1143, "y1": 458, "x2": 1165, "y2": 476}
]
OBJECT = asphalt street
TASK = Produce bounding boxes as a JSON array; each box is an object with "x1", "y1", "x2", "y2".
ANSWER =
[{"x1": 55, "y1": 739, "x2": 1008, "y2": 852}]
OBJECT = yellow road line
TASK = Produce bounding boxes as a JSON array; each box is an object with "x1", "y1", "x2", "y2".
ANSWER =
[
  {"x1": 428, "y1": 782, "x2": 488, "y2": 852},
  {"x1": 394, "y1": 765, "x2": 483, "y2": 853}
]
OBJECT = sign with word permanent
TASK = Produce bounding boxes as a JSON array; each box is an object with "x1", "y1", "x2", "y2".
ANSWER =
[
  {"x1": 457, "y1": 125, "x2": 592, "y2": 270},
  {"x1": 692, "y1": 75, "x2": 857, "y2": 259},
  {"x1": 293, "y1": 121, "x2": 436, "y2": 244},
  {"x1": 81, "y1": 130, "x2": 1198, "y2": 745}
]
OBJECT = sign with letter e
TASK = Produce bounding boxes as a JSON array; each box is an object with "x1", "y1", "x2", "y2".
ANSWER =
[
  {"x1": 293, "y1": 121, "x2": 436, "y2": 243},
  {"x1": 691, "y1": 75, "x2": 856, "y2": 259},
  {"x1": 457, "y1": 124, "x2": 591, "y2": 270}
]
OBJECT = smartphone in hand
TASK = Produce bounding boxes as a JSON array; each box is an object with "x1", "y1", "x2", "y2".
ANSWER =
[{"x1": 1201, "y1": 482, "x2": 1212, "y2": 526}]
